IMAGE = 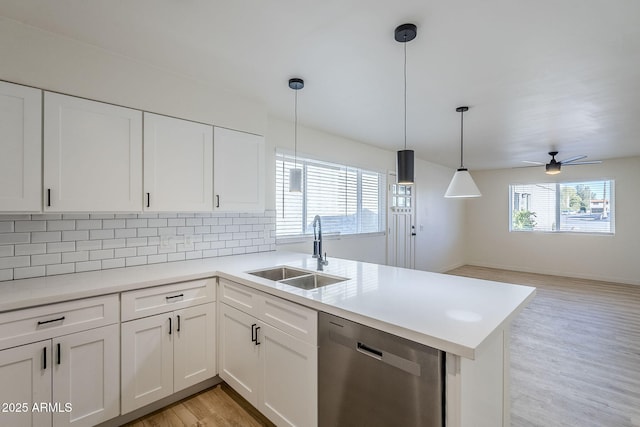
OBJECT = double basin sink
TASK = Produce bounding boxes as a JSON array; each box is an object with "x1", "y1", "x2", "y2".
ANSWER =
[{"x1": 247, "y1": 266, "x2": 348, "y2": 290}]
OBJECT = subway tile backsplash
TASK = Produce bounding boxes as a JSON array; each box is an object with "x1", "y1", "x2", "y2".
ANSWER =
[{"x1": 0, "y1": 210, "x2": 276, "y2": 281}]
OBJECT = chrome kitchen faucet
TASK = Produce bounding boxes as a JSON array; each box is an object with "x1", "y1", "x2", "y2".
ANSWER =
[{"x1": 312, "y1": 215, "x2": 328, "y2": 270}]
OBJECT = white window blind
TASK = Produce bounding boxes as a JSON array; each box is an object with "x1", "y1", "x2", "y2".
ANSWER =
[
  {"x1": 276, "y1": 153, "x2": 386, "y2": 238},
  {"x1": 510, "y1": 180, "x2": 614, "y2": 234}
]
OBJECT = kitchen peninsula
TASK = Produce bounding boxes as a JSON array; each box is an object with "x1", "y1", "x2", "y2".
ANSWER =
[{"x1": 0, "y1": 251, "x2": 535, "y2": 427}]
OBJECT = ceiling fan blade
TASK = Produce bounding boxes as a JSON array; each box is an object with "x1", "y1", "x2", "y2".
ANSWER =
[
  {"x1": 513, "y1": 164, "x2": 543, "y2": 169},
  {"x1": 521, "y1": 160, "x2": 545, "y2": 165},
  {"x1": 562, "y1": 160, "x2": 602, "y2": 166},
  {"x1": 560, "y1": 155, "x2": 587, "y2": 164}
]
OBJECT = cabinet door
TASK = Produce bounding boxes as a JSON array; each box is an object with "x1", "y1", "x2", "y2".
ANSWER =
[
  {"x1": 174, "y1": 303, "x2": 216, "y2": 392},
  {"x1": 143, "y1": 113, "x2": 213, "y2": 212},
  {"x1": 121, "y1": 314, "x2": 173, "y2": 414},
  {"x1": 218, "y1": 303, "x2": 260, "y2": 406},
  {"x1": 0, "y1": 82, "x2": 42, "y2": 212},
  {"x1": 259, "y1": 322, "x2": 318, "y2": 427},
  {"x1": 43, "y1": 92, "x2": 142, "y2": 212},
  {"x1": 213, "y1": 127, "x2": 265, "y2": 212},
  {"x1": 0, "y1": 340, "x2": 51, "y2": 427},
  {"x1": 52, "y1": 324, "x2": 119, "y2": 427}
]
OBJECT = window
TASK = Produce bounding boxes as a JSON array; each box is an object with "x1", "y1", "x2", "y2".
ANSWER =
[
  {"x1": 509, "y1": 180, "x2": 614, "y2": 234},
  {"x1": 276, "y1": 152, "x2": 386, "y2": 239}
]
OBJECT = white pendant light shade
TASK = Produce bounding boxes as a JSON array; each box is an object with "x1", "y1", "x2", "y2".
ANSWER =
[
  {"x1": 445, "y1": 106, "x2": 481, "y2": 198},
  {"x1": 445, "y1": 169, "x2": 481, "y2": 198},
  {"x1": 289, "y1": 168, "x2": 302, "y2": 192}
]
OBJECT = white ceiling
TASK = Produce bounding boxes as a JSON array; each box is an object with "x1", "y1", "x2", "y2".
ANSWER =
[{"x1": 2, "y1": 0, "x2": 639, "y2": 170}]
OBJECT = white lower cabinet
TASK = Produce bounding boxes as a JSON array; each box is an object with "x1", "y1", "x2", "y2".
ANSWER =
[
  {"x1": 259, "y1": 321, "x2": 317, "y2": 427},
  {"x1": 219, "y1": 303, "x2": 260, "y2": 404},
  {"x1": 219, "y1": 281, "x2": 317, "y2": 427},
  {"x1": 120, "y1": 312, "x2": 173, "y2": 413},
  {"x1": 120, "y1": 302, "x2": 216, "y2": 414},
  {"x1": 0, "y1": 325, "x2": 119, "y2": 427},
  {"x1": 52, "y1": 325, "x2": 120, "y2": 427},
  {"x1": 0, "y1": 340, "x2": 51, "y2": 427},
  {"x1": 174, "y1": 304, "x2": 217, "y2": 392},
  {"x1": 0, "y1": 296, "x2": 120, "y2": 427}
]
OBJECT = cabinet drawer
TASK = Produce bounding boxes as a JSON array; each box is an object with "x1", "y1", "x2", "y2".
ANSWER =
[
  {"x1": 121, "y1": 278, "x2": 215, "y2": 321},
  {"x1": 0, "y1": 294, "x2": 119, "y2": 351},
  {"x1": 219, "y1": 279, "x2": 317, "y2": 345},
  {"x1": 219, "y1": 278, "x2": 260, "y2": 317},
  {"x1": 262, "y1": 294, "x2": 317, "y2": 345}
]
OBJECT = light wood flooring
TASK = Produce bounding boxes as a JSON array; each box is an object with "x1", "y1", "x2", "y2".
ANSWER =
[
  {"x1": 448, "y1": 266, "x2": 640, "y2": 427},
  {"x1": 123, "y1": 383, "x2": 275, "y2": 427},
  {"x1": 127, "y1": 267, "x2": 640, "y2": 426}
]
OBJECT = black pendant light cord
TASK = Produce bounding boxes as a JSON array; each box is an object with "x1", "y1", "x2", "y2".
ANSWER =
[
  {"x1": 403, "y1": 38, "x2": 407, "y2": 151},
  {"x1": 455, "y1": 106, "x2": 469, "y2": 170},
  {"x1": 460, "y1": 109, "x2": 464, "y2": 168},
  {"x1": 294, "y1": 89, "x2": 298, "y2": 169}
]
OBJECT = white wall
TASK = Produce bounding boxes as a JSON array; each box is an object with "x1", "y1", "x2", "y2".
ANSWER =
[
  {"x1": 267, "y1": 116, "x2": 467, "y2": 272},
  {"x1": 465, "y1": 156, "x2": 640, "y2": 285},
  {"x1": 414, "y1": 159, "x2": 467, "y2": 272},
  {"x1": 0, "y1": 17, "x2": 466, "y2": 272},
  {"x1": 0, "y1": 17, "x2": 266, "y2": 134}
]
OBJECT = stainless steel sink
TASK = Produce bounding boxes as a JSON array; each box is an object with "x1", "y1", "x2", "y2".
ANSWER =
[
  {"x1": 247, "y1": 266, "x2": 310, "y2": 281},
  {"x1": 280, "y1": 273, "x2": 347, "y2": 290},
  {"x1": 246, "y1": 266, "x2": 348, "y2": 290}
]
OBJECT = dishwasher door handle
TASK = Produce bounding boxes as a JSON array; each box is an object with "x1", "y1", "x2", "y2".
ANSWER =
[
  {"x1": 357, "y1": 342, "x2": 383, "y2": 360},
  {"x1": 357, "y1": 341, "x2": 421, "y2": 376}
]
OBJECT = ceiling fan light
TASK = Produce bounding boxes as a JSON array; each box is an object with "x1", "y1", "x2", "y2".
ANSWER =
[
  {"x1": 445, "y1": 168, "x2": 482, "y2": 198},
  {"x1": 397, "y1": 149, "x2": 414, "y2": 184},
  {"x1": 545, "y1": 163, "x2": 561, "y2": 175}
]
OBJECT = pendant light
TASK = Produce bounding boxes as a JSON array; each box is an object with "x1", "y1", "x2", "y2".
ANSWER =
[
  {"x1": 445, "y1": 106, "x2": 482, "y2": 198},
  {"x1": 288, "y1": 78, "x2": 304, "y2": 192},
  {"x1": 395, "y1": 23, "x2": 416, "y2": 185}
]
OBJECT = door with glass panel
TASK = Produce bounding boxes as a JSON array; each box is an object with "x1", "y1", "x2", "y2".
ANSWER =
[{"x1": 386, "y1": 173, "x2": 415, "y2": 269}]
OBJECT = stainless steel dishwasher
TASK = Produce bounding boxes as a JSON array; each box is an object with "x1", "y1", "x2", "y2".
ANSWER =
[{"x1": 318, "y1": 312, "x2": 444, "y2": 427}]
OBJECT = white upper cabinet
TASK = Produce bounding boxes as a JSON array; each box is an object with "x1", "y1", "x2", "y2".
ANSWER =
[
  {"x1": 214, "y1": 127, "x2": 265, "y2": 212},
  {"x1": 43, "y1": 92, "x2": 142, "y2": 212},
  {"x1": 0, "y1": 81, "x2": 42, "y2": 212},
  {"x1": 143, "y1": 113, "x2": 213, "y2": 212}
]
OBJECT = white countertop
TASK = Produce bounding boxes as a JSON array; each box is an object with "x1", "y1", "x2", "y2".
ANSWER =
[{"x1": 0, "y1": 251, "x2": 535, "y2": 359}]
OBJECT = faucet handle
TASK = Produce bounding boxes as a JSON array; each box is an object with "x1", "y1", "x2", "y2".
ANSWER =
[{"x1": 323, "y1": 252, "x2": 329, "y2": 265}]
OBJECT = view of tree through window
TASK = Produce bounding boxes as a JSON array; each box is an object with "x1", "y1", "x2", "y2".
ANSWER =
[
  {"x1": 510, "y1": 180, "x2": 614, "y2": 234},
  {"x1": 276, "y1": 153, "x2": 386, "y2": 238}
]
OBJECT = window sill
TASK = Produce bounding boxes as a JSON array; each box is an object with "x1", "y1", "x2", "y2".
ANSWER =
[{"x1": 276, "y1": 231, "x2": 385, "y2": 245}]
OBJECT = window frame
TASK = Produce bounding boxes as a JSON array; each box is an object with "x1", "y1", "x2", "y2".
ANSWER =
[
  {"x1": 509, "y1": 179, "x2": 615, "y2": 235},
  {"x1": 275, "y1": 151, "x2": 386, "y2": 241}
]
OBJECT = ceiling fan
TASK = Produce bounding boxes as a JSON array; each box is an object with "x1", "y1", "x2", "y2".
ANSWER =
[{"x1": 521, "y1": 151, "x2": 602, "y2": 175}]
